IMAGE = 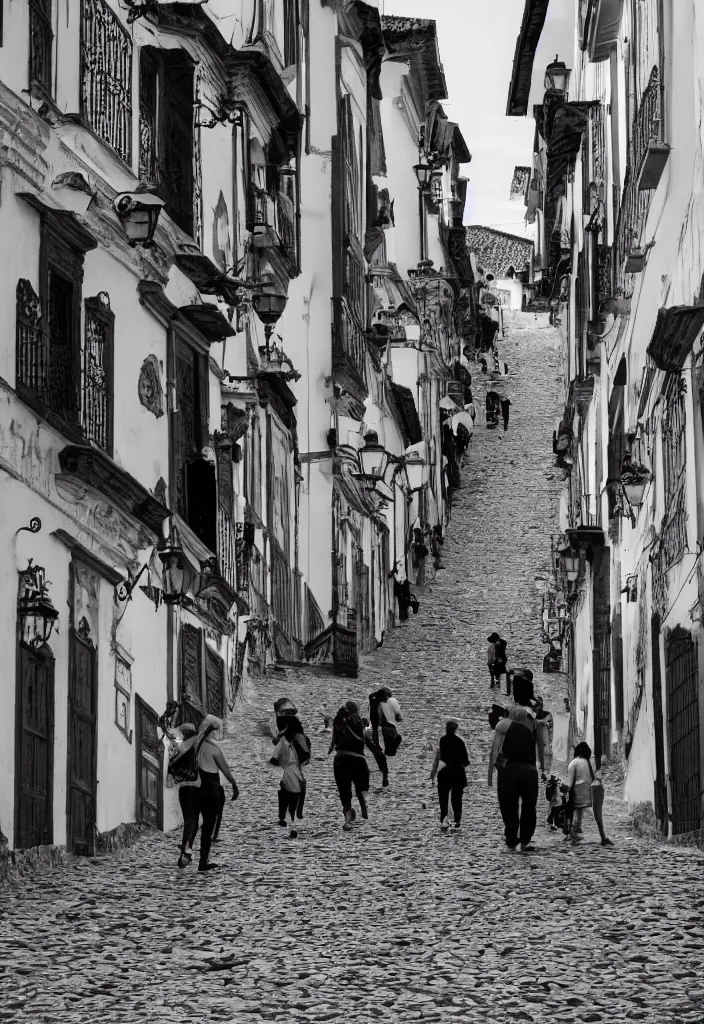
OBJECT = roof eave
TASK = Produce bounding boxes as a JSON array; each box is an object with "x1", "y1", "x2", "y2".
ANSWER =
[{"x1": 506, "y1": 0, "x2": 551, "y2": 117}]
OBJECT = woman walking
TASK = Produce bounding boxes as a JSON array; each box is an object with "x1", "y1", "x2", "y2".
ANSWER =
[
  {"x1": 328, "y1": 702, "x2": 370, "y2": 829},
  {"x1": 195, "y1": 715, "x2": 239, "y2": 871},
  {"x1": 166, "y1": 722, "x2": 203, "y2": 869},
  {"x1": 430, "y1": 720, "x2": 470, "y2": 830},
  {"x1": 378, "y1": 689, "x2": 403, "y2": 756},
  {"x1": 270, "y1": 729, "x2": 306, "y2": 839},
  {"x1": 566, "y1": 742, "x2": 613, "y2": 846}
]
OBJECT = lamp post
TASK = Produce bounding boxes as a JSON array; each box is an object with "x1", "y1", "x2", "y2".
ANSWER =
[
  {"x1": 414, "y1": 159, "x2": 433, "y2": 263},
  {"x1": 544, "y1": 55, "x2": 571, "y2": 96},
  {"x1": 359, "y1": 431, "x2": 389, "y2": 481},
  {"x1": 158, "y1": 524, "x2": 195, "y2": 605},
  {"x1": 113, "y1": 191, "x2": 164, "y2": 246}
]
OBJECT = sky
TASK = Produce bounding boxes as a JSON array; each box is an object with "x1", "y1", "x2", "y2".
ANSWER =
[{"x1": 382, "y1": 0, "x2": 574, "y2": 238}]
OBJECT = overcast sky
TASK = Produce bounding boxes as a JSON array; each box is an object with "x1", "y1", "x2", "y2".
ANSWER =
[{"x1": 382, "y1": 0, "x2": 574, "y2": 237}]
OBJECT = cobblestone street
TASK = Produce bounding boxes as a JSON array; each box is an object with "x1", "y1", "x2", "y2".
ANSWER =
[{"x1": 3, "y1": 314, "x2": 704, "y2": 1024}]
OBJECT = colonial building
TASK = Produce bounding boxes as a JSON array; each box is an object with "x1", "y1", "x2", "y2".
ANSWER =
[
  {"x1": 508, "y1": 0, "x2": 704, "y2": 842},
  {"x1": 0, "y1": 0, "x2": 473, "y2": 865}
]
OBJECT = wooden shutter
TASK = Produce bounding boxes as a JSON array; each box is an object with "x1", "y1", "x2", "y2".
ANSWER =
[
  {"x1": 161, "y1": 51, "x2": 194, "y2": 236},
  {"x1": 180, "y1": 624, "x2": 204, "y2": 726},
  {"x1": 217, "y1": 442, "x2": 233, "y2": 516},
  {"x1": 196, "y1": 350, "x2": 209, "y2": 450},
  {"x1": 204, "y1": 645, "x2": 226, "y2": 719}
]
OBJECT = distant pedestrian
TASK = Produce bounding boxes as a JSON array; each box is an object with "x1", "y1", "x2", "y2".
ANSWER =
[
  {"x1": 566, "y1": 742, "x2": 613, "y2": 847},
  {"x1": 487, "y1": 632, "x2": 507, "y2": 689},
  {"x1": 487, "y1": 675, "x2": 546, "y2": 853},
  {"x1": 328, "y1": 703, "x2": 370, "y2": 829},
  {"x1": 500, "y1": 398, "x2": 511, "y2": 432},
  {"x1": 430, "y1": 719, "x2": 470, "y2": 830},
  {"x1": 362, "y1": 716, "x2": 389, "y2": 787},
  {"x1": 196, "y1": 715, "x2": 239, "y2": 872},
  {"x1": 378, "y1": 689, "x2": 403, "y2": 755},
  {"x1": 166, "y1": 722, "x2": 204, "y2": 869}
]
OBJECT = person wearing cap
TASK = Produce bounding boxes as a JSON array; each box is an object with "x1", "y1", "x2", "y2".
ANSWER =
[{"x1": 429, "y1": 720, "x2": 470, "y2": 830}]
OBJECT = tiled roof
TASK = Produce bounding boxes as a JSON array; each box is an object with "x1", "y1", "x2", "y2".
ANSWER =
[{"x1": 465, "y1": 226, "x2": 534, "y2": 278}]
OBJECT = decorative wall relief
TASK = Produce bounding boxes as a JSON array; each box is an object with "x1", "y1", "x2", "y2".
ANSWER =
[
  {"x1": 114, "y1": 644, "x2": 133, "y2": 741},
  {"x1": 138, "y1": 355, "x2": 164, "y2": 418}
]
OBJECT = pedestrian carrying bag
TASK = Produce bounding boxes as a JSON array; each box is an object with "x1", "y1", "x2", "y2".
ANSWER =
[{"x1": 168, "y1": 735, "x2": 205, "y2": 785}]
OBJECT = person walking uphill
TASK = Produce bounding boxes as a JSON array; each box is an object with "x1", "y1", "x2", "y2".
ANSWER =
[
  {"x1": 487, "y1": 676, "x2": 546, "y2": 853},
  {"x1": 329, "y1": 702, "x2": 370, "y2": 830},
  {"x1": 165, "y1": 722, "x2": 203, "y2": 869},
  {"x1": 378, "y1": 689, "x2": 403, "y2": 756},
  {"x1": 430, "y1": 720, "x2": 470, "y2": 830},
  {"x1": 196, "y1": 715, "x2": 239, "y2": 872}
]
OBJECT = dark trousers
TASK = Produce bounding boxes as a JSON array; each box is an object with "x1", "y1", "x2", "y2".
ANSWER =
[
  {"x1": 364, "y1": 735, "x2": 388, "y2": 778},
  {"x1": 212, "y1": 785, "x2": 226, "y2": 841},
  {"x1": 497, "y1": 762, "x2": 539, "y2": 847},
  {"x1": 198, "y1": 771, "x2": 221, "y2": 867},
  {"x1": 438, "y1": 780, "x2": 464, "y2": 824},
  {"x1": 278, "y1": 785, "x2": 300, "y2": 822},
  {"x1": 178, "y1": 785, "x2": 200, "y2": 854},
  {"x1": 334, "y1": 754, "x2": 369, "y2": 813},
  {"x1": 381, "y1": 723, "x2": 402, "y2": 756},
  {"x1": 501, "y1": 400, "x2": 510, "y2": 430}
]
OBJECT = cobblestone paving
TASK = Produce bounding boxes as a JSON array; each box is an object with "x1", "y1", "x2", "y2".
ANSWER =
[{"x1": 3, "y1": 313, "x2": 704, "y2": 1024}]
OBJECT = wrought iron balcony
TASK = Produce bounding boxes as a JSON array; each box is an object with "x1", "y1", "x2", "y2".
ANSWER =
[
  {"x1": 332, "y1": 297, "x2": 367, "y2": 399},
  {"x1": 634, "y1": 66, "x2": 670, "y2": 191},
  {"x1": 80, "y1": 0, "x2": 133, "y2": 165},
  {"x1": 217, "y1": 506, "x2": 237, "y2": 595},
  {"x1": 252, "y1": 186, "x2": 297, "y2": 266}
]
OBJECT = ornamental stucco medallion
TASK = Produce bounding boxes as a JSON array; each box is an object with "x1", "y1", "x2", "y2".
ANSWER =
[{"x1": 138, "y1": 355, "x2": 164, "y2": 418}]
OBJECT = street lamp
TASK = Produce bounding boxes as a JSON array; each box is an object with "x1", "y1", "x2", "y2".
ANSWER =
[
  {"x1": 113, "y1": 191, "x2": 164, "y2": 247},
  {"x1": 359, "y1": 431, "x2": 389, "y2": 480},
  {"x1": 252, "y1": 288, "x2": 288, "y2": 347},
  {"x1": 17, "y1": 561, "x2": 59, "y2": 647},
  {"x1": 544, "y1": 56, "x2": 571, "y2": 95},
  {"x1": 158, "y1": 524, "x2": 195, "y2": 605},
  {"x1": 414, "y1": 161, "x2": 433, "y2": 188},
  {"x1": 404, "y1": 451, "x2": 425, "y2": 491}
]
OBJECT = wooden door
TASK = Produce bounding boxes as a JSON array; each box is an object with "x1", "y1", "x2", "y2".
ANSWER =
[
  {"x1": 665, "y1": 627, "x2": 701, "y2": 836},
  {"x1": 15, "y1": 642, "x2": 55, "y2": 849},
  {"x1": 592, "y1": 550, "x2": 611, "y2": 768},
  {"x1": 651, "y1": 613, "x2": 668, "y2": 835},
  {"x1": 68, "y1": 627, "x2": 97, "y2": 856},
  {"x1": 136, "y1": 697, "x2": 163, "y2": 829}
]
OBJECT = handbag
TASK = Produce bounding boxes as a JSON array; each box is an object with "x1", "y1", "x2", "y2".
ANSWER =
[{"x1": 168, "y1": 735, "x2": 205, "y2": 784}]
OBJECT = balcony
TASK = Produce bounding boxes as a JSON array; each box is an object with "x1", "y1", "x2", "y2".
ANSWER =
[
  {"x1": 332, "y1": 297, "x2": 368, "y2": 408},
  {"x1": 634, "y1": 67, "x2": 670, "y2": 192},
  {"x1": 252, "y1": 186, "x2": 297, "y2": 268},
  {"x1": 567, "y1": 493, "x2": 605, "y2": 549}
]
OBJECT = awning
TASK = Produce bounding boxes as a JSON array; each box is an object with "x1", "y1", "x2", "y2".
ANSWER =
[
  {"x1": 387, "y1": 381, "x2": 422, "y2": 446},
  {"x1": 179, "y1": 304, "x2": 236, "y2": 342},
  {"x1": 582, "y1": 0, "x2": 624, "y2": 63},
  {"x1": 646, "y1": 305, "x2": 704, "y2": 373},
  {"x1": 546, "y1": 103, "x2": 593, "y2": 198},
  {"x1": 506, "y1": 0, "x2": 551, "y2": 117},
  {"x1": 368, "y1": 264, "x2": 419, "y2": 321}
]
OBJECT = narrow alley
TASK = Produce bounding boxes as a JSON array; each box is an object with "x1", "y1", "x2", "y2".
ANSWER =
[{"x1": 2, "y1": 315, "x2": 704, "y2": 1024}]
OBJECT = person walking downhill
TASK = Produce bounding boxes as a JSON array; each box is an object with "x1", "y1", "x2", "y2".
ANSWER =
[
  {"x1": 487, "y1": 675, "x2": 546, "y2": 854},
  {"x1": 429, "y1": 720, "x2": 470, "y2": 830},
  {"x1": 328, "y1": 702, "x2": 370, "y2": 830},
  {"x1": 487, "y1": 633, "x2": 508, "y2": 690},
  {"x1": 566, "y1": 742, "x2": 613, "y2": 847},
  {"x1": 195, "y1": 715, "x2": 239, "y2": 872},
  {"x1": 378, "y1": 688, "x2": 403, "y2": 756}
]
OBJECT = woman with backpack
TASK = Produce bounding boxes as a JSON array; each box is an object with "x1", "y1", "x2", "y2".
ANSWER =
[
  {"x1": 566, "y1": 742, "x2": 613, "y2": 846},
  {"x1": 328, "y1": 702, "x2": 370, "y2": 829},
  {"x1": 195, "y1": 715, "x2": 239, "y2": 872},
  {"x1": 270, "y1": 704, "x2": 311, "y2": 837},
  {"x1": 165, "y1": 722, "x2": 203, "y2": 869}
]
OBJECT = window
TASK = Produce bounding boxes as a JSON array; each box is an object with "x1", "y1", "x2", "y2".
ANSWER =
[
  {"x1": 244, "y1": 412, "x2": 262, "y2": 519},
  {"x1": 139, "y1": 48, "x2": 196, "y2": 236},
  {"x1": 179, "y1": 625, "x2": 225, "y2": 725},
  {"x1": 283, "y1": 0, "x2": 297, "y2": 67},
  {"x1": 83, "y1": 293, "x2": 114, "y2": 454},
  {"x1": 29, "y1": 0, "x2": 53, "y2": 98},
  {"x1": 80, "y1": 0, "x2": 133, "y2": 164}
]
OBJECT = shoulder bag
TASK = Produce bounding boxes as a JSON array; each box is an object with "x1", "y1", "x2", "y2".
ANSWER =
[{"x1": 168, "y1": 734, "x2": 206, "y2": 785}]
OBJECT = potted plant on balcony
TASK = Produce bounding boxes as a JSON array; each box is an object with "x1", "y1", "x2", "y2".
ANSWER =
[{"x1": 621, "y1": 453, "x2": 651, "y2": 506}]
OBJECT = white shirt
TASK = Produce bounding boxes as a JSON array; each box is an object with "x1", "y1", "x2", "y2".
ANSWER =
[
  {"x1": 272, "y1": 737, "x2": 305, "y2": 793},
  {"x1": 379, "y1": 697, "x2": 402, "y2": 726}
]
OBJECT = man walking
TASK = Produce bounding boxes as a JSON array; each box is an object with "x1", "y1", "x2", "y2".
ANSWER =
[{"x1": 487, "y1": 675, "x2": 546, "y2": 853}]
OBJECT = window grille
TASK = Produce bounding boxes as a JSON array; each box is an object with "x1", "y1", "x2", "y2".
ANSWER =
[
  {"x1": 16, "y1": 279, "x2": 47, "y2": 402},
  {"x1": 82, "y1": 293, "x2": 113, "y2": 453},
  {"x1": 29, "y1": 0, "x2": 53, "y2": 97},
  {"x1": 80, "y1": 0, "x2": 133, "y2": 165},
  {"x1": 283, "y1": 0, "x2": 297, "y2": 67},
  {"x1": 662, "y1": 375, "x2": 686, "y2": 508},
  {"x1": 665, "y1": 627, "x2": 701, "y2": 835}
]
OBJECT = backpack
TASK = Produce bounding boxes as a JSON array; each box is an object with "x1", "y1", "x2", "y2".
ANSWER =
[
  {"x1": 167, "y1": 735, "x2": 205, "y2": 785},
  {"x1": 293, "y1": 733, "x2": 311, "y2": 767}
]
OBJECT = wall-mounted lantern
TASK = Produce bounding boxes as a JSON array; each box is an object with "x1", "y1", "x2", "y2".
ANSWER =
[
  {"x1": 414, "y1": 160, "x2": 433, "y2": 189},
  {"x1": 114, "y1": 191, "x2": 165, "y2": 246},
  {"x1": 18, "y1": 560, "x2": 59, "y2": 648},
  {"x1": 404, "y1": 451, "x2": 426, "y2": 492},
  {"x1": 544, "y1": 55, "x2": 571, "y2": 95},
  {"x1": 359, "y1": 431, "x2": 389, "y2": 481},
  {"x1": 158, "y1": 523, "x2": 195, "y2": 605}
]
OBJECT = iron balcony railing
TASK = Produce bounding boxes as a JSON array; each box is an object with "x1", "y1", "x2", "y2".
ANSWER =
[
  {"x1": 80, "y1": 0, "x2": 133, "y2": 165},
  {"x1": 633, "y1": 66, "x2": 663, "y2": 172},
  {"x1": 217, "y1": 506, "x2": 237, "y2": 593},
  {"x1": 332, "y1": 297, "x2": 367, "y2": 390},
  {"x1": 82, "y1": 294, "x2": 113, "y2": 454}
]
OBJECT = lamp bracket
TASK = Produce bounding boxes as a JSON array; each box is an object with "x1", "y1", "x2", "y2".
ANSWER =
[
  {"x1": 115, "y1": 561, "x2": 150, "y2": 603},
  {"x1": 17, "y1": 517, "x2": 42, "y2": 536}
]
